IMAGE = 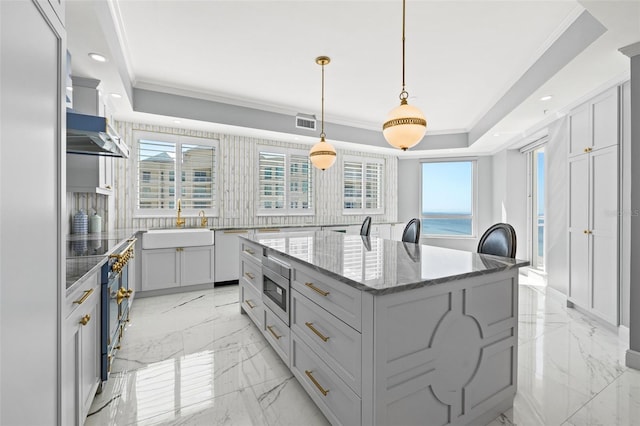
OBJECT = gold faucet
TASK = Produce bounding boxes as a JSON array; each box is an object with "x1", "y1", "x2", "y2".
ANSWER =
[
  {"x1": 199, "y1": 210, "x2": 208, "y2": 228},
  {"x1": 176, "y1": 198, "x2": 185, "y2": 228}
]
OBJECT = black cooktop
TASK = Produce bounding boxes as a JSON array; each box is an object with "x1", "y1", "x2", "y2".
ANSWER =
[{"x1": 67, "y1": 238, "x2": 122, "y2": 258}]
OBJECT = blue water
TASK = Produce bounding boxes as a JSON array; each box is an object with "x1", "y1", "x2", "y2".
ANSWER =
[{"x1": 422, "y1": 217, "x2": 472, "y2": 236}]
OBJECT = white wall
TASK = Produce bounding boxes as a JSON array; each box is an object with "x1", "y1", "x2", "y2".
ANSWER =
[
  {"x1": 112, "y1": 121, "x2": 398, "y2": 229},
  {"x1": 621, "y1": 81, "x2": 631, "y2": 328},
  {"x1": 397, "y1": 156, "x2": 494, "y2": 252}
]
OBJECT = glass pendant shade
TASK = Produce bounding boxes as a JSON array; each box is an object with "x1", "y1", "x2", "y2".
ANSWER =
[
  {"x1": 383, "y1": 100, "x2": 427, "y2": 150},
  {"x1": 309, "y1": 137, "x2": 336, "y2": 170}
]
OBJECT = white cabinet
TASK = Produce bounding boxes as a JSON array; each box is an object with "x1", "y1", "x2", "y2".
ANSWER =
[
  {"x1": 62, "y1": 270, "x2": 101, "y2": 426},
  {"x1": 141, "y1": 245, "x2": 214, "y2": 292},
  {"x1": 214, "y1": 230, "x2": 250, "y2": 283},
  {"x1": 568, "y1": 88, "x2": 619, "y2": 325},
  {"x1": 1, "y1": 1, "x2": 65, "y2": 423},
  {"x1": 568, "y1": 87, "x2": 619, "y2": 157},
  {"x1": 67, "y1": 154, "x2": 114, "y2": 195}
]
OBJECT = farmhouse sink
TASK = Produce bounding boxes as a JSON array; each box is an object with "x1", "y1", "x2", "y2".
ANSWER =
[{"x1": 142, "y1": 228, "x2": 215, "y2": 249}]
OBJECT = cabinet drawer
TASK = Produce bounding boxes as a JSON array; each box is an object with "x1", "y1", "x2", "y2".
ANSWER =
[
  {"x1": 65, "y1": 269, "x2": 100, "y2": 319},
  {"x1": 264, "y1": 307, "x2": 290, "y2": 367},
  {"x1": 292, "y1": 264, "x2": 362, "y2": 331},
  {"x1": 291, "y1": 336, "x2": 361, "y2": 426},
  {"x1": 291, "y1": 290, "x2": 361, "y2": 395},
  {"x1": 240, "y1": 258, "x2": 262, "y2": 292},
  {"x1": 240, "y1": 239, "x2": 263, "y2": 264},
  {"x1": 240, "y1": 282, "x2": 264, "y2": 330}
]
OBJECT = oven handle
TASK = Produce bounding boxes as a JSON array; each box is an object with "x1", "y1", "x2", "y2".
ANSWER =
[{"x1": 262, "y1": 264, "x2": 290, "y2": 288}]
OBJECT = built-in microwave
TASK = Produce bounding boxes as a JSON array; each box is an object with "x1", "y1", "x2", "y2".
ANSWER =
[{"x1": 262, "y1": 255, "x2": 291, "y2": 325}]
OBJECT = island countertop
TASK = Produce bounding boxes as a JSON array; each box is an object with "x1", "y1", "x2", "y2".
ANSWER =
[{"x1": 241, "y1": 230, "x2": 529, "y2": 295}]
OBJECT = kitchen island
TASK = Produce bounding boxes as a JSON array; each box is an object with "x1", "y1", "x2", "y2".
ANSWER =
[{"x1": 239, "y1": 231, "x2": 528, "y2": 426}]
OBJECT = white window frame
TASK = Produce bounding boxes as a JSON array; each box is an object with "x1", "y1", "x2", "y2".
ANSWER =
[
  {"x1": 257, "y1": 146, "x2": 314, "y2": 216},
  {"x1": 134, "y1": 130, "x2": 219, "y2": 218},
  {"x1": 342, "y1": 156, "x2": 385, "y2": 215},
  {"x1": 420, "y1": 158, "x2": 477, "y2": 238}
]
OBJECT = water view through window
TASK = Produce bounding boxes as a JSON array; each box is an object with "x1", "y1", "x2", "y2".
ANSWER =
[{"x1": 421, "y1": 161, "x2": 473, "y2": 236}]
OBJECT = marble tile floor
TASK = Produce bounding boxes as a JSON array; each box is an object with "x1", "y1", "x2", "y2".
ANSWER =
[{"x1": 86, "y1": 281, "x2": 639, "y2": 426}]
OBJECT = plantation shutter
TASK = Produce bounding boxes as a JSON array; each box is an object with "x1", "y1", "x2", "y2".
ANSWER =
[
  {"x1": 343, "y1": 161, "x2": 363, "y2": 210},
  {"x1": 138, "y1": 140, "x2": 176, "y2": 209},
  {"x1": 289, "y1": 154, "x2": 312, "y2": 211},
  {"x1": 259, "y1": 151, "x2": 286, "y2": 210},
  {"x1": 181, "y1": 144, "x2": 215, "y2": 209},
  {"x1": 365, "y1": 162, "x2": 382, "y2": 210}
]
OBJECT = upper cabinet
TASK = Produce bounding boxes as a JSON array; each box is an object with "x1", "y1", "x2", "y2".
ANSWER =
[
  {"x1": 568, "y1": 87, "x2": 619, "y2": 157},
  {"x1": 67, "y1": 154, "x2": 114, "y2": 195}
]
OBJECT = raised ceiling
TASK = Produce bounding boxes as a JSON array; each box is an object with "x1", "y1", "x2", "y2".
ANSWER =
[{"x1": 66, "y1": 1, "x2": 640, "y2": 156}]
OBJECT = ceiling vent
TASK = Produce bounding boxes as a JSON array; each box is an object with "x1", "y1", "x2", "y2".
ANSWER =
[{"x1": 295, "y1": 113, "x2": 316, "y2": 131}]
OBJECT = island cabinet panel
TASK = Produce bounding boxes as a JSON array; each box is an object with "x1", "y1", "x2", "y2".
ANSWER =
[
  {"x1": 240, "y1": 258, "x2": 262, "y2": 292},
  {"x1": 264, "y1": 306, "x2": 290, "y2": 366},
  {"x1": 291, "y1": 336, "x2": 362, "y2": 426},
  {"x1": 371, "y1": 269, "x2": 518, "y2": 426},
  {"x1": 240, "y1": 281, "x2": 264, "y2": 331},
  {"x1": 292, "y1": 264, "x2": 362, "y2": 332},
  {"x1": 291, "y1": 289, "x2": 362, "y2": 395},
  {"x1": 240, "y1": 240, "x2": 263, "y2": 264}
]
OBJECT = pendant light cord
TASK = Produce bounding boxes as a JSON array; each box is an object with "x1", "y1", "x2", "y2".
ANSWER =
[
  {"x1": 321, "y1": 62, "x2": 326, "y2": 139},
  {"x1": 400, "y1": 0, "x2": 408, "y2": 101},
  {"x1": 402, "y1": 0, "x2": 406, "y2": 92}
]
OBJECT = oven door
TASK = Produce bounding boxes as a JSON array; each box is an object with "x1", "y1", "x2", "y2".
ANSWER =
[{"x1": 262, "y1": 266, "x2": 289, "y2": 325}]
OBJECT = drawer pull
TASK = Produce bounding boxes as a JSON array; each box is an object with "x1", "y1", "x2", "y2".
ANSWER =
[
  {"x1": 244, "y1": 248, "x2": 255, "y2": 255},
  {"x1": 305, "y1": 322, "x2": 329, "y2": 342},
  {"x1": 245, "y1": 299, "x2": 256, "y2": 309},
  {"x1": 305, "y1": 370, "x2": 329, "y2": 396},
  {"x1": 244, "y1": 272, "x2": 255, "y2": 280},
  {"x1": 79, "y1": 314, "x2": 91, "y2": 326},
  {"x1": 305, "y1": 282, "x2": 330, "y2": 297},
  {"x1": 73, "y1": 288, "x2": 94, "y2": 305},
  {"x1": 266, "y1": 325, "x2": 282, "y2": 340}
]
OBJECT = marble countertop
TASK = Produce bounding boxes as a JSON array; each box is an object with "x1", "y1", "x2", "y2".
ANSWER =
[{"x1": 242, "y1": 231, "x2": 529, "y2": 295}]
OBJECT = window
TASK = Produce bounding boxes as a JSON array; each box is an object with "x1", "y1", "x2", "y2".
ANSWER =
[
  {"x1": 421, "y1": 160, "x2": 475, "y2": 236},
  {"x1": 136, "y1": 132, "x2": 218, "y2": 216},
  {"x1": 258, "y1": 147, "x2": 313, "y2": 215},
  {"x1": 343, "y1": 158, "x2": 384, "y2": 214}
]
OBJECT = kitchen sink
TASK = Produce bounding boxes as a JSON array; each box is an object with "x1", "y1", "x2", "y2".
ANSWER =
[{"x1": 142, "y1": 228, "x2": 215, "y2": 249}]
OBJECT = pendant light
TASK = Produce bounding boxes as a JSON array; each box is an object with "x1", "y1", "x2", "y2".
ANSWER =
[
  {"x1": 309, "y1": 56, "x2": 337, "y2": 170},
  {"x1": 382, "y1": 0, "x2": 427, "y2": 151}
]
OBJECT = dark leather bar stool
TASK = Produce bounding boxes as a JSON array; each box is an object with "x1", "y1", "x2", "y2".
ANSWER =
[
  {"x1": 360, "y1": 216, "x2": 372, "y2": 237},
  {"x1": 401, "y1": 218, "x2": 421, "y2": 244},
  {"x1": 477, "y1": 223, "x2": 517, "y2": 258}
]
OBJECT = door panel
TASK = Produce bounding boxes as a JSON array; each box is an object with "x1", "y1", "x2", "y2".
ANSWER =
[
  {"x1": 568, "y1": 155, "x2": 589, "y2": 305},
  {"x1": 590, "y1": 146, "x2": 619, "y2": 323}
]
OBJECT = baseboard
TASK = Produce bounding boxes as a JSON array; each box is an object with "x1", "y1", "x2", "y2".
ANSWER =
[
  {"x1": 545, "y1": 285, "x2": 567, "y2": 301},
  {"x1": 627, "y1": 349, "x2": 640, "y2": 370}
]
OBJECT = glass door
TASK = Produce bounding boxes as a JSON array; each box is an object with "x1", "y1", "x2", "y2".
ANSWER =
[{"x1": 531, "y1": 146, "x2": 545, "y2": 270}]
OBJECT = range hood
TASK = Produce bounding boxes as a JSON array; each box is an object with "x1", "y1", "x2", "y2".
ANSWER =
[{"x1": 67, "y1": 111, "x2": 129, "y2": 158}]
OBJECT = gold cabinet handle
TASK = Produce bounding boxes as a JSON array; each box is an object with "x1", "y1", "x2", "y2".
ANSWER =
[
  {"x1": 244, "y1": 272, "x2": 255, "y2": 280},
  {"x1": 266, "y1": 325, "x2": 282, "y2": 340},
  {"x1": 245, "y1": 299, "x2": 256, "y2": 309},
  {"x1": 305, "y1": 282, "x2": 330, "y2": 297},
  {"x1": 244, "y1": 248, "x2": 255, "y2": 255},
  {"x1": 305, "y1": 370, "x2": 329, "y2": 396},
  {"x1": 305, "y1": 322, "x2": 329, "y2": 342},
  {"x1": 73, "y1": 288, "x2": 94, "y2": 304},
  {"x1": 105, "y1": 185, "x2": 112, "y2": 189},
  {"x1": 587, "y1": 230, "x2": 592, "y2": 234},
  {"x1": 79, "y1": 314, "x2": 91, "y2": 326},
  {"x1": 583, "y1": 230, "x2": 588, "y2": 234}
]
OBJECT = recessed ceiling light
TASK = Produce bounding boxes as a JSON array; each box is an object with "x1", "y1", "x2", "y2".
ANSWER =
[
  {"x1": 540, "y1": 95, "x2": 553, "y2": 101},
  {"x1": 173, "y1": 120, "x2": 181, "y2": 124},
  {"x1": 66, "y1": 86, "x2": 73, "y2": 92},
  {"x1": 88, "y1": 53, "x2": 107, "y2": 62},
  {"x1": 493, "y1": 133, "x2": 500, "y2": 137},
  {"x1": 110, "y1": 93, "x2": 122, "y2": 99}
]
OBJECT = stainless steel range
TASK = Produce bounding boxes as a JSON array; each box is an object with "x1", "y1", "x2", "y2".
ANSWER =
[{"x1": 100, "y1": 238, "x2": 135, "y2": 381}]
